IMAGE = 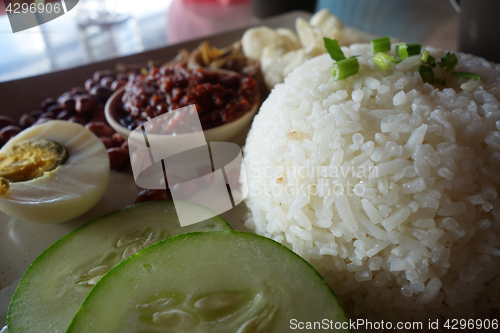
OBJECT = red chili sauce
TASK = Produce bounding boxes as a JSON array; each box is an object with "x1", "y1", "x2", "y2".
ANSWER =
[{"x1": 120, "y1": 65, "x2": 259, "y2": 133}]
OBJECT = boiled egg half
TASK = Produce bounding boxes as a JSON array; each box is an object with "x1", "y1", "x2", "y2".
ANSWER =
[{"x1": 0, "y1": 120, "x2": 110, "y2": 223}]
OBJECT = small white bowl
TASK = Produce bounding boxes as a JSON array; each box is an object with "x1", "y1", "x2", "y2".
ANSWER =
[{"x1": 105, "y1": 86, "x2": 259, "y2": 142}]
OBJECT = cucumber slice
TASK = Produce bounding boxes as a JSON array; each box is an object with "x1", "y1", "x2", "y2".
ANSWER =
[
  {"x1": 68, "y1": 232, "x2": 348, "y2": 333},
  {"x1": 7, "y1": 201, "x2": 231, "y2": 333}
]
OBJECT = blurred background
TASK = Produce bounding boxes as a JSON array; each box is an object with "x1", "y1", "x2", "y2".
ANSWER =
[{"x1": 0, "y1": 0, "x2": 483, "y2": 83}]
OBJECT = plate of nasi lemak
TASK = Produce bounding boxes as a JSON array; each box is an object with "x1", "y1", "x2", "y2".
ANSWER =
[{"x1": 1, "y1": 8, "x2": 500, "y2": 333}]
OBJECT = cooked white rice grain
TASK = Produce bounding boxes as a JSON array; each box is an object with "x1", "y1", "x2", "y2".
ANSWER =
[{"x1": 243, "y1": 44, "x2": 500, "y2": 321}]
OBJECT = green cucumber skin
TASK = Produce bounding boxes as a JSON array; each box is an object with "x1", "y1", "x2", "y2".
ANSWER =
[
  {"x1": 7, "y1": 201, "x2": 232, "y2": 333},
  {"x1": 68, "y1": 231, "x2": 350, "y2": 333}
]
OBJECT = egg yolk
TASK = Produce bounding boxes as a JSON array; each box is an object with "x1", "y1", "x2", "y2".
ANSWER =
[{"x1": 0, "y1": 138, "x2": 68, "y2": 195}]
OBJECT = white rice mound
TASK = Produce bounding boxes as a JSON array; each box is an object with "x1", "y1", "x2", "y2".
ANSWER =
[{"x1": 243, "y1": 43, "x2": 500, "y2": 322}]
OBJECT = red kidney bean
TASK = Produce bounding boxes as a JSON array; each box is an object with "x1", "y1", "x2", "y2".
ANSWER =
[
  {"x1": 165, "y1": 173, "x2": 180, "y2": 188},
  {"x1": 111, "y1": 133, "x2": 125, "y2": 146},
  {"x1": 39, "y1": 111, "x2": 55, "y2": 119},
  {"x1": 195, "y1": 165, "x2": 214, "y2": 188},
  {"x1": 29, "y1": 110, "x2": 43, "y2": 119},
  {"x1": 100, "y1": 76, "x2": 115, "y2": 90},
  {"x1": 158, "y1": 177, "x2": 167, "y2": 188},
  {"x1": 46, "y1": 105, "x2": 63, "y2": 114},
  {"x1": 88, "y1": 116, "x2": 105, "y2": 124},
  {"x1": 41, "y1": 98, "x2": 57, "y2": 111},
  {"x1": 56, "y1": 111, "x2": 71, "y2": 120},
  {"x1": 93, "y1": 104, "x2": 105, "y2": 118},
  {"x1": 107, "y1": 147, "x2": 129, "y2": 170},
  {"x1": 134, "y1": 189, "x2": 171, "y2": 203},
  {"x1": 68, "y1": 115, "x2": 87, "y2": 126},
  {"x1": 99, "y1": 137, "x2": 114, "y2": 149},
  {"x1": 75, "y1": 95, "x2": 97, "y2": 114},
  {"x1": 111, "y1": 79, "x2": 127, "y2": 91},
  {"x1": 93, "y1": 70, "x2": 116, "y2": 82},
  {"x1": 85, "y1": 121, "x2": 115, "y2": 137},
  {"x1": 88, "y1": 105, "x2": 106, "y2": 123},
  {"x1": 171, "y1": 180, "x2": 198, "y2": 200},
  {"x1": 0, "y1": 116, "x2": 17, "y2": 129},
  {"x1": 19, "y1": 114, "x2": 36, "y2": 128},
  {"x1": 120, "y1": 141, "x2": 129, "y2": 152},
  {"x1": 196, "y1": 165, "x2": 212, "y2": 177},
  {"x1": 71, "y1": 87, "x2": 86, "y2": 96},
  {"x1": 90, "y1": 85, "x2": 113, "y2": 102},
  {"x1": 57, "y1": 92, "x2": 71, "y2": 105},
  {"x1": 0, "y1": 125, "x2": 22, "y2": 143},
  {"x1": 85, "y1": 78, "x2": 97, "y2": 92},
  {"x1": 60, "y1": 96, "x2": 76, "y2": 112}
]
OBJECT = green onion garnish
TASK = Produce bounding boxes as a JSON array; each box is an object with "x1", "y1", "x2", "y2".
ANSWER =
[
  {"x1": 331, "y1": 57, "x2": 360, "y2": 82},
  {"x1": 373, "y1": 52, "x2": 393, "y2": 70},
  {"x1": 427, "y1": 55, "x2": 436, "y2": 67},
  {"x1": 396, "y1": 43, "x2": 422, "y2": 59},
  {"x1": 421, "y1": 48, "x2": 436, "y2": 67},
  {"x1": 371, "y1": 36, "x2": 391, "y2": 54},
  {"x1": 422, "y1": 49, "x2": 429, "y2": 62},
  {"x1": 438, "y1": 52, "x2": 458, "y2": 71},
  {"x1": 396, "y1": 43, "x2": 406, "y2": 58},
  {"x1": 419, "y1": 65, "x2": 435, "y2": 84},
  {"x1": 323, "y1": 37, "x2": 346, "y2": 61},
  {"x1": 323, "y1": 37, "x2": 360, "y2": 81},
  {"x1": 452, "y1": 71, "x2": 480, "y2": 80},
  {"x1": 408, "y1": 44, "x2": 422, "y2": 56}
]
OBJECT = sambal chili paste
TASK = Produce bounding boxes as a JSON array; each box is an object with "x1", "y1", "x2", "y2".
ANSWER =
[{"x1": 120, "y1": 64, "x2": 259, "y2": 133}]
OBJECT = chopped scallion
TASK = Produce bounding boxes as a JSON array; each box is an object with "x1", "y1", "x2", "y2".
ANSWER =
[
  {"x1": 373, "y1": 52, "x2": 393, "y2": 70},
  {"x1": 331, "y1": 57, "x2": 360, "y2": 82},
  {"x1": 452, "y1": 71, "x2": 480, "y2": 80},
  {"x1": 421, "y1": 47, "x2": 436, "y2": 67},
  {"x1": 427, "y1": 55, "x2": 437, "y2": 67},
  {"x1": 396, "y1": 43, "x2": 422, "y2": 59},
  {"x1": 371, "y1": 36, "x2": 391, "y2": 54},
  {"x1": 419, "y1": 65, "x2": 435, "y2": 84},
  {"x1": 323, "y1": 37, "x2": 346, "y2": 61},
  {"x1": 422, "y1": 49, "x2": 429, "y2": 63},
  {"x1": 438, "y1": 52, "x2": 458, "y2": 71},
  {"x1": 408, "y1": 44, "x2": 422, "y2": 57},
  {"x1": 396, "y1": 43, "x2": 406, "y2": 58}
]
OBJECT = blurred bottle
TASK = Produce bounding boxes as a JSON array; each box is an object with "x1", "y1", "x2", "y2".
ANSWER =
[{"x1": 251, "y1": 0, "x2": 317, "y2": 18}]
